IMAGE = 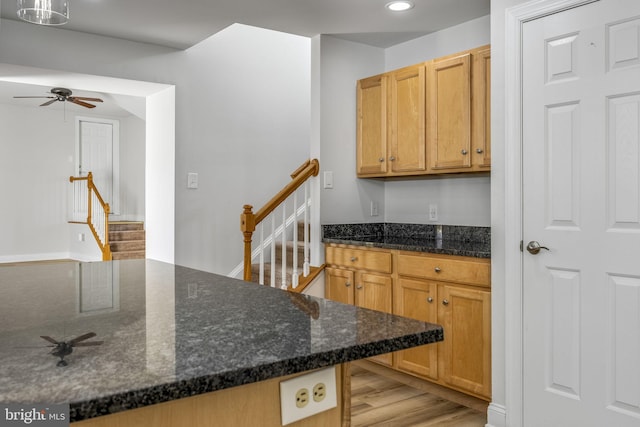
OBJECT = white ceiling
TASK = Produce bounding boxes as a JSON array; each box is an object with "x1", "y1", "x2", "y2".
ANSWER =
[
  {"x1": 0, "y1": 0, "x2": 490, "y2": 50},
  {"x1": 0, "y1": 0, "x2": 490, "y2": 116}
]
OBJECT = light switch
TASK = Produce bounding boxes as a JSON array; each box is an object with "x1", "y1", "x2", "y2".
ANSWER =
[
  {"x1": 187, "y1": 172, "x2": 198, "y2": 189},
  {"x1": 323, "y1": 171, "x2": 333, "y2": 189}
]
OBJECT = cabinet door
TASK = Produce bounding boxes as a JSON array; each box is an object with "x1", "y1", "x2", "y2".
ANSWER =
[
  {"x1": 357, "y1": 74, "x2": 387, "y2": 176},
  {"x1": 389, "y1": 64, "x2": 426, "y2": 174},
  {"x1": 325, "y1": 267, "x2": 355, "y2": 305},
  {"x1": 356, "y1": 272, "x2": 393, "y2": 366},
  {"x1": 427, "y1": 54, "x2": 472, "y2": 172},
  {"x1": 439, "y1": 285, "x2": 491, "y2": 398},
  {"x1": 394, "y1": 278, "x2": 439, "y2": 380},
  {"x1": 472, "y1": 47, "x2": 491, "y2": 170}
]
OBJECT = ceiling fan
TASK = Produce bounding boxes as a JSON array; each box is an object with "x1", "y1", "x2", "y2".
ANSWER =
[{"x1": 14, "y1": 87, "x2": 104, "y2": 109}]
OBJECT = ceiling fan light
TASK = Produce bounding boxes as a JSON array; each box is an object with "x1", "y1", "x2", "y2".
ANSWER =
[
  {"x1": 385, "y1": 1, "x2": 414, "y2": 12},
  {"x1": 17, "y1": 0, "x2": 69, "y2": 26}
]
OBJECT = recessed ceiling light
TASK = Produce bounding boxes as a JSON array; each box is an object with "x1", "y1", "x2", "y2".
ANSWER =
[{"x1": 386, "y1": 1, "x2": 414, "y2": 12}]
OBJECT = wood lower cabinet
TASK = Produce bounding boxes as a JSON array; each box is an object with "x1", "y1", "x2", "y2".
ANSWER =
[
  {"x1": 394, "y1": 252, "x2": 491, "y2": 400},
  {"x1": 325, "y1": 244, "x2": 491, "y2": 399},
  {"x1": 325, "y1": 245, "x2": 393, "y2": 366}
]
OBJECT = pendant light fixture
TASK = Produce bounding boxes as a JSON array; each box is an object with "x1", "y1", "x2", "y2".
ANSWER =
[{"x1": 17, "y1": 0, "x2": 69, "y2": 26}]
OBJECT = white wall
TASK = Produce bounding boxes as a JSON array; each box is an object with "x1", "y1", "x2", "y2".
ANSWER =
[
  {"x1": 317, "y1": 16, "x2": 491, "y2": 227},
  {"x1": 317, "y1": 35, "x2": 386, "y2": 225},
  {"x1": 0, "y1": 19, "x2": 311, "y2": 273},
  {"x1": 0, "y1": 102, "x2": 144, "y2": 262}
]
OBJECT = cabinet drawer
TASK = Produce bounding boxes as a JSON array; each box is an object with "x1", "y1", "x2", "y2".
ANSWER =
[
  {"x1": 325, "y1": 246, "x2": 392, "y2": 274},
  {"x1": 397, "y1": 253, "x2": 490, "y2": 287}
]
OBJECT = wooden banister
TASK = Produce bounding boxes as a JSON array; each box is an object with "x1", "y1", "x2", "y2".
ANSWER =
[
  {"x1": 69, "y1": 172, "x2": 112, "y2": 261},
  {"x1": 240, "y1": 159, "x2": 319, "y2": 282}
]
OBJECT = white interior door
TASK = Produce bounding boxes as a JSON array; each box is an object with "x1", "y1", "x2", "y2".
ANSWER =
[
  {"x1": 523, "y1": 1, "x2": 640, "y2": 425},
  {"x1": 76, "y1": 117, "x2": 120, "y2": 214}
]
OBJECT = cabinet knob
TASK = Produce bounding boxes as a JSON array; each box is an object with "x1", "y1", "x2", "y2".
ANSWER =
[
  {"x1": 442, "y1": 299, "x2": 450, "y2": 306},
  {"x1": 356, "y1": 285, "x2": 363, "y2": 290},
  {"x1": 350, "y1": 256, "x2": 358, "y2": 262},
  {"x1": 389, "y1": 156, "x2": 396, "y2": 161},
  {"x1": 379, "y1": 157, "x2": 385, "y2": 162},
  {"x1": 476, "y1": 148, "x2": 483, "y2": 154},
  {"x1": 345, "y1": 282, "x2": 351, "y2": 287},
  {"x1": 461, "y1": 149, "x2": 468, "y2": 155},
  {"x1": 434, "y1": 267, "x2": 441, "y2": 273},
  {"x1": 427, "y1": 297, "x2": 434, "y2": 303}
]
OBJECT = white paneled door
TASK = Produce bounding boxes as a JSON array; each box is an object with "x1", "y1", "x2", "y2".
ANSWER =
[
  {"x1": 76, "y1": 117, "x2": 119, "y2": 214},
  {"x1": 523, "y1": 1, "x2": 640, "y2": 425}
]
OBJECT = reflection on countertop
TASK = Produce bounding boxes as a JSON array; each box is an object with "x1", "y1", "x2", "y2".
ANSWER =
[{"x1": 0, "y1": 259, "x2": 443, "y2": 422}]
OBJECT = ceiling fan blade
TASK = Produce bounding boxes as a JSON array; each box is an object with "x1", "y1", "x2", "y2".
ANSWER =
[
  {"x1": 70, "y1": 96, "x2": 103, "y2": 103},
  {"x1": 73, "y1": 341, "x2": 104, "y2": 347},
  {"x1": 13, "y1": 96, "x2": 55, "y2": 99},
  {"x1": 40, "y1": 99, "x2": 58, "y2": 107},
  {"x1": 68, "y1": 332, "x2": 97, "y2": 344},
  {"x1": 68, "y1": 98, "x2": 96, "y2": 109},
  {"x1": 40, "y1": 336, "x2": 59, "y2": 345}
]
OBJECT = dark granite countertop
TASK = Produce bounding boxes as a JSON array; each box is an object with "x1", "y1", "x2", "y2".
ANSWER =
[
  {"x1": 322, "y1": 223, "x2": 491, "y2": 258},
  {"x1": 0, "y1": 259, "x2": 442, "y2": 422}
]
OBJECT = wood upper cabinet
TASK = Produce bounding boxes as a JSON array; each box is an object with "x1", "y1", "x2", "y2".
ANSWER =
[
  {"x1": 356, "y1": 44, "x2": 490, "y2": 177},
  {"x1": 357, "y1": 64, "x2": 426, "y2": 177},
  {"x1": 356, "y1": 74, "x2": 387, "y2": 176},
  {"x1": 427, "y1": 53, "x2": 472, "y2": 171},
  {"x1": 388, "y1": 64, "x2": 427, "y2": 175},
  {"x1": 472, "y1": 46, "x2": 491, "y2": 169}
]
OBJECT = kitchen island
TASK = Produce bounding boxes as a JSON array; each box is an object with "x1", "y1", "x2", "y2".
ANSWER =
[{"x1": 0, "y1": 259, "x2": 443, "y2": 426}]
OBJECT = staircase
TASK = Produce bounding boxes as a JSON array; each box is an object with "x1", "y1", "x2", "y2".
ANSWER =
[
  {"x1": 109, "y1": 222, "x2": 145, "y2": 260},
  {"x1": 251, "y1": 221, "x2": 318, "y2": 289},
  {"x1": 241, "y1": 159, "x2": 324, "y2": 293}
]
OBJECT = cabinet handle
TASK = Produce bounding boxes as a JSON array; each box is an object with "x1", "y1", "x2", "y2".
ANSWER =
[
  {"x1": 356, "y1": 285, "x2": 363, "y2": 290},
  {"x1": 389, "y1": 156, "x2": 396, "y2": 161},
  {"x1": 350, "y1": 256, "x2": 358, "y2": 262},
  {"x1": 434, "y1": 267, "x2": 441, "y2": 273},
  {"x1": 442, "y1": 299, "x2": 449, "y2": 306},
  {"x1": 379, "y1": 157, "x2": 385, "y2": 162},
  {"x1": 427, "y1": 297, "x2": 433, "y2": 303},
  {"x1": 476, "y1": 148, "x2": 483, "y2": 154},
  {"x1": 461, "y1": 149, "x2": 468, "y2": 155},
  {"x1": 345, "y1": 282, "x2": 351, "y2": 287}
]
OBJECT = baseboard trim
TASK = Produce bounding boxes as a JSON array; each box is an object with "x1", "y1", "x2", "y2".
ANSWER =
[
  {"x1": 486, "y1": 402, "x2": 507, "y2": 427},
  {"x1": 0, "y1": 252, "x2": 72, "y2": 264}
]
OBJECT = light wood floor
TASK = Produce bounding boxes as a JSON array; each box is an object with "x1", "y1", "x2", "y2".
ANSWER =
[{"x1": 351, "y1": 361, "x2": 488, "y2": 427}]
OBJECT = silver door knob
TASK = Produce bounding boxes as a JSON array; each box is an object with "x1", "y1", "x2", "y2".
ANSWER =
[
  {"x1": 461, "y1": 149, "x2": 468, "y2": 155},
  {"x1": 526, "y1": 241, "x2": 550, "y2": 255},
  {"x1": 379, "y1": 157, "x2": 384, "y2": 162},
  {"x1": 356, "y1": 285, "x2": 363, "y2": 290},
  {"x1": 476, "y1": 148, "x2": 483, "y2": 154},
  {"x1": 345, "y1": 282, "x2": 351, "y2": 287},
  {"x1": 427, "y1": 297, "x2": 433, "y2": 303},
  {"x1": 434, "y1": 267, "x2": 441, "y2": 273},
  {"x1": 389, "y1": 156, "x2": 396, "y2": 161},
  {"x1": 442, "y1": 299, "x2": 449, "y2": 306}
]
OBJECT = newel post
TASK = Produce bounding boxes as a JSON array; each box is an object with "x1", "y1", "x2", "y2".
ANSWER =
[{"x1": 240, "y1": 205, "x2": 256, "y2": 282}]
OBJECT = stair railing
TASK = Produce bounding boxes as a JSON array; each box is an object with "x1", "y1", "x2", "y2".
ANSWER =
[
  {"x1": 69, "y1": 172, "x2": 112, "y2": 261},
  {"x1": 240, "y1": 159, "x2": 319, "y2": 289}
]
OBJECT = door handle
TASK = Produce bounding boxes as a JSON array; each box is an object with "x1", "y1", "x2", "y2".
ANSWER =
[{"x1": 526, "y1": 241, "x2": 549, "y2": 255}]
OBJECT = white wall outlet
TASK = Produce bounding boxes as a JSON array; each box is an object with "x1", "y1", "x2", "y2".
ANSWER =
[
  {"x1": 280, "y1": 367, "x2": 337, "y2": 425},
  {"x1": 323, "y1": 171, "x2": 333, "y2": 189},
  {"x1": 78, "y1": 233, "x2": 85, "y2": 242},
  {"x1": 429, "y1": 203, "x2": 438, "y2": 221}
]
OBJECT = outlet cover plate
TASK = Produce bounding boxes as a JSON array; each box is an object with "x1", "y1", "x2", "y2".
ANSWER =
[{"x1": 280, "y1": 367, "x2": 337, "y2": 425}]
